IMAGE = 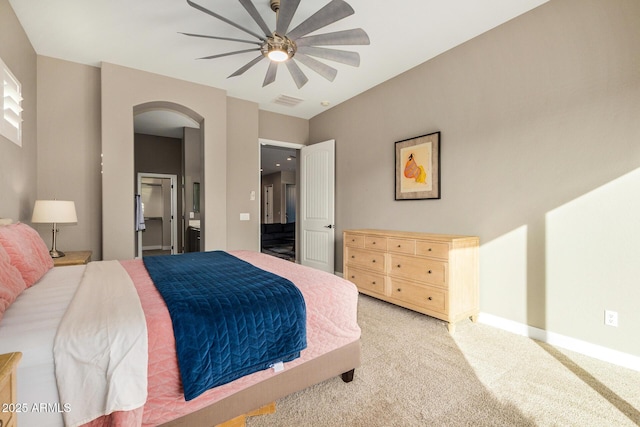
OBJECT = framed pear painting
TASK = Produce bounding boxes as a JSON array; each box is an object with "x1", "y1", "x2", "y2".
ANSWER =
[{"x1": 395, "y1": 132, "x2": 440, "y2": 200}]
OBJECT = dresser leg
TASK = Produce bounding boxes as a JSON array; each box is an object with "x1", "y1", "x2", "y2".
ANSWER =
[
  {"x1": 470, "y1": 314, "x2": 478, "y2": 323},
  {"x1": 447, "y1": 322, "x2": 456, "y2": 334}
]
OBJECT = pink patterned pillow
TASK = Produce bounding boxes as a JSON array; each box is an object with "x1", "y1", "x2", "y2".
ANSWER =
[
  {"x1": 0, "y1": 243, "x2": 27, "y2": 321},
  {"x1": 0, "y1": 223, "x2": 54, "y2": 287}
]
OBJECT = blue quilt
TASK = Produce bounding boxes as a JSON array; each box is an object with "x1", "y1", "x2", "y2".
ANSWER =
[{"x1": 143, "y1": 251, "x2": 307, "y2": 401}]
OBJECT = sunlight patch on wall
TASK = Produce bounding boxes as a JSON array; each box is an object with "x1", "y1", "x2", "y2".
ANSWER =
[
  {"x1": 479, "y1": 225, "x2": 528, "y2": 322},
  {"x1": 546, "y1": 168, "x2": 640, "y2": 354}
]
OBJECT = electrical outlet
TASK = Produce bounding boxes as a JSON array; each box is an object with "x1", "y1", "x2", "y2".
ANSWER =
[{"x1": 604, "y1": 310, "x2": 618, "y2": 327}]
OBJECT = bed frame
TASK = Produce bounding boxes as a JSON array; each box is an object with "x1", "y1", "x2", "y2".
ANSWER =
[{"x1": 162, "y1": 340, "x2": 360, "y2": 426}]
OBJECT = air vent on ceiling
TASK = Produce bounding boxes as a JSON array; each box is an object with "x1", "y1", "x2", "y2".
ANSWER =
[{"x1": 272, "y1": 94, "x2": 304, "y2": 107}]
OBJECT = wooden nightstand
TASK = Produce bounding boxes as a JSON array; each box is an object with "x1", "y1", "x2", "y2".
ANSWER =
[
  {"x1": 53, "y1": 251, "x2": 92, "y2": 267},
  {"x1": 0, "y1": 352, "x2": 22, "y2": 427}
]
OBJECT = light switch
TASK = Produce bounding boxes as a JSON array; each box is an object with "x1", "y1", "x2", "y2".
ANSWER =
[{"x1": 240, "y1": 213, "x2": 250, "y2": 221}]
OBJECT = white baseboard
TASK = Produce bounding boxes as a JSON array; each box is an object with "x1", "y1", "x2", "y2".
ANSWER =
[
  {"x1": 479, "y1": 312, "x2": 640, "y2": 372},
  {"x1": 142, "y1": 245, "x2": 162, "y2": 251}
]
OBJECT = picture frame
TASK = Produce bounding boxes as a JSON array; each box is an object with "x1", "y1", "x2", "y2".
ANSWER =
[{"x1": 395, "y1": 131, "x2": 440, "y2": 200}]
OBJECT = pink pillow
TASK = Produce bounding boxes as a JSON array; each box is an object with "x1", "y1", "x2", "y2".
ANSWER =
[
  {"x1": 0, "y1": 222, "x2": 54, "y2": 287},
  {"x1": 0, "y1": 243, "x2": 27, "y2": 321}
]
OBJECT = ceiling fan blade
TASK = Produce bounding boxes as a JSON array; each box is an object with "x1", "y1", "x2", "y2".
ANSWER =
[
  {"x1": 187, "y1": 0, "x2": 265, "y2": 41},
  {"x1": 297, "y1": 46, "x2": 360, "y2": 66},
  {"x1": 180, "y1": 32, "x2": 262, "y2": 46},
  {"x1": 228, "y1": 55, "x2": 265, "y2": 77},
  {"x1": 287, "y1": 0, "x2": 355, "y2": 40},
  {"x1": 238, "y1": 0, "x2": 272, "y2": 37},
  {"x1": 198, "y1": 48, "x2": 261, "y2": 60},
  {"x1": 276, "y1": 0, "x2": 301, "y2": 36},
  {"x1": 285, "y1": 60, "x2": 309, "y2": 89},
  {"x1": 295, "y1": 28, "x2": 370, "y2": 47},
  {"x1": 294, "y1": 53, "x2": 337, "y2": 82},
  {"x1": 263, "y1": 61, "x2": 279, "y2": 86}
]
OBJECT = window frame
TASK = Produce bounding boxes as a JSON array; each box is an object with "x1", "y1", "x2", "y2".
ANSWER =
[{"x1": 1, "y1": 56, "x2": 23, "y2": 147}]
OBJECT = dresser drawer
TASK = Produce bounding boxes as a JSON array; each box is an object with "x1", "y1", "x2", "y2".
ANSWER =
[
  {"x1": 415, "y1": 240, "x2": 449, "y2": 260},
  {"x1": 345, "y1": 247, "x2": 385, "y2": 273},
  {"x1": 387, "y1": 238, "x2": 415, "y2": 255},
  {"x1": 388, "y1": 254, "x2": 447, "y2": 286},
  {"x1": 390, "y1": 278, "x2": 447, "y2": 314},
  {"x1": 364, "y1": 235, "x2": 387, "y2": 251},
  {"x1": 344, "y1": 233, "x2": 364, "y2": 248},
  {"x1": 345, "y1": 266, "x2": 385, "y2": 295}
]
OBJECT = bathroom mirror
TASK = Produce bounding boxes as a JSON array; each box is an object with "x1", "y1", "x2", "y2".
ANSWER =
[{"x1": 193, "y1": 182, "x2": 200, "y2": 213}]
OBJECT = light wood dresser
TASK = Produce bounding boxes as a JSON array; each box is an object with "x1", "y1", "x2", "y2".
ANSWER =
[
  {"x1": 0, "y1": 352, "x2": 22, "y2": 427},
  {"x1": 343, "y1": 229, "x2": 479, "y2": 332}
]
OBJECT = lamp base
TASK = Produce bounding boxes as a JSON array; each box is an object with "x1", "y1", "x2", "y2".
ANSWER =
[{"x1": 50, "y1": 249, "x2": 66, "y2": 258}]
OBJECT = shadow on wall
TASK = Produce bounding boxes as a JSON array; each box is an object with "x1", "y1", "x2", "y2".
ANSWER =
[{"x1": 480, "y1": 167, "x2": 640, "y2": 363}]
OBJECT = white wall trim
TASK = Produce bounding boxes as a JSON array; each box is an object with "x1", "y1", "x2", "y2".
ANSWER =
[
  {"x1": 479, "y1": 312, "x2": 640, "y2": 372},
  {"x1": 258, "y1": 138, "x2": 305, "y2": 150}
]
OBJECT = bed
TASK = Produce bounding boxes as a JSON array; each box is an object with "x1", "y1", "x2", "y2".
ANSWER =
[{"x1": 0, "y1": 222, "x2": 361, "y2": 427}]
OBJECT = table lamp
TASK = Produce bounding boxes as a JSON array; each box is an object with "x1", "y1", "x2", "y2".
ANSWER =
[{"x1": 31, "y1": 200, "x2": 78, "y2": 258}]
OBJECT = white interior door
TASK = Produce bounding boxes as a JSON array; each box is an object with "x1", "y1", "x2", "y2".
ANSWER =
[{"x1": 300, "y1": 140, "x2": 335, "y2": 272}]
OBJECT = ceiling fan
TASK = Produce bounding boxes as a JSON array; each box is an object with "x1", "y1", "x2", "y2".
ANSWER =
[{"x1": 182, "y1": 0, "x2": 370, "y2": 89}]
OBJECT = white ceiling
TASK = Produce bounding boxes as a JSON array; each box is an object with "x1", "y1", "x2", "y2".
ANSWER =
[{"x1": 10, "y1": 0, "x2": 548, "y2": 120}]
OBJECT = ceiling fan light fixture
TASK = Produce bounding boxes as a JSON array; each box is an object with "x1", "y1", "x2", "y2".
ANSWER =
[
  {"x1": 262, "y1": 34, "x2": 296, "y2": 62},
  {"x1": 267, "y1": 48, "x2": 289, "y2": 62}
]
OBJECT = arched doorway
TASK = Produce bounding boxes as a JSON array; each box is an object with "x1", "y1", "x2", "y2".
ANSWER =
[{"x1": 133, "y1": 102, "x2": 203, "y2": 257}]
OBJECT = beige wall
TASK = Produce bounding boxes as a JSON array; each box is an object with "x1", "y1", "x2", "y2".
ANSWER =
[
  {"x1": 36, "y1": 56, "x2": 102, "y2": 259},
  {"x1": 226, "y1": 100, "x2": 311, "y2": 251},
  {"x1": 101, "y1": 63, "x2": 228, "y2": 260},
  {"x1": 0, "y1": 0, "x2": 37, "y2": 222},
  {"x1": 226, "y1": 97, "x2": 260, "y2": 251},
  {"x1": 310, "y1": 0, "x2": 640, "y2": 357},
  {"x1": 259, "y1": 110, "x2": 308, "y2": 145}
]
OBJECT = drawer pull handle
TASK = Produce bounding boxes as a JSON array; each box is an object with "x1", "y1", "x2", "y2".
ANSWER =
[
  {"x1": 351, "y1": 255, "x2": 355, "y2": 258},
  {"x1": 428, "y1": 270, "x2": 432, "y2": 274},
  {"x1": 372, "y1": 260, "x2": 376, "y2": 263},
  {"x1": 397, "y1": 288, "x2": 402, "y2": 292},
  {"x1": 428, "y1": 248, "x2": 432, "y2": 251},
  {"x1": 397, "y1": 245, "x2": 401, "y2": 248},
  {"x1": 428, "y1": 296, "x2": 433, "y2": 301},
  {"x1": 397, "y1": 264, "x2": 401, "y2": 268},
  {"x1": 351, "y1": 275, "x2": 355, "y2": 279},
  {"x1": 372, "y1": 281, "x2": 376, "y2": 285}
]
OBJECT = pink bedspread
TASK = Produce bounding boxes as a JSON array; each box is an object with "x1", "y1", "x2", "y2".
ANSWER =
[{"x1": 83, "y1": 251, "x2": 360, "y2": 427}]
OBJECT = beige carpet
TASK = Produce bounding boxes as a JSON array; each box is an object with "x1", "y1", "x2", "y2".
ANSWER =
[{"x1": 247, "y1": 294, "x2": 640, "y2": 427}]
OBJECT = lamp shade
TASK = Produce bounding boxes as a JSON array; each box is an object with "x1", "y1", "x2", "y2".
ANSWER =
[{"x1": 32, "y1": 200, "x2": 77, "y2": 224}]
